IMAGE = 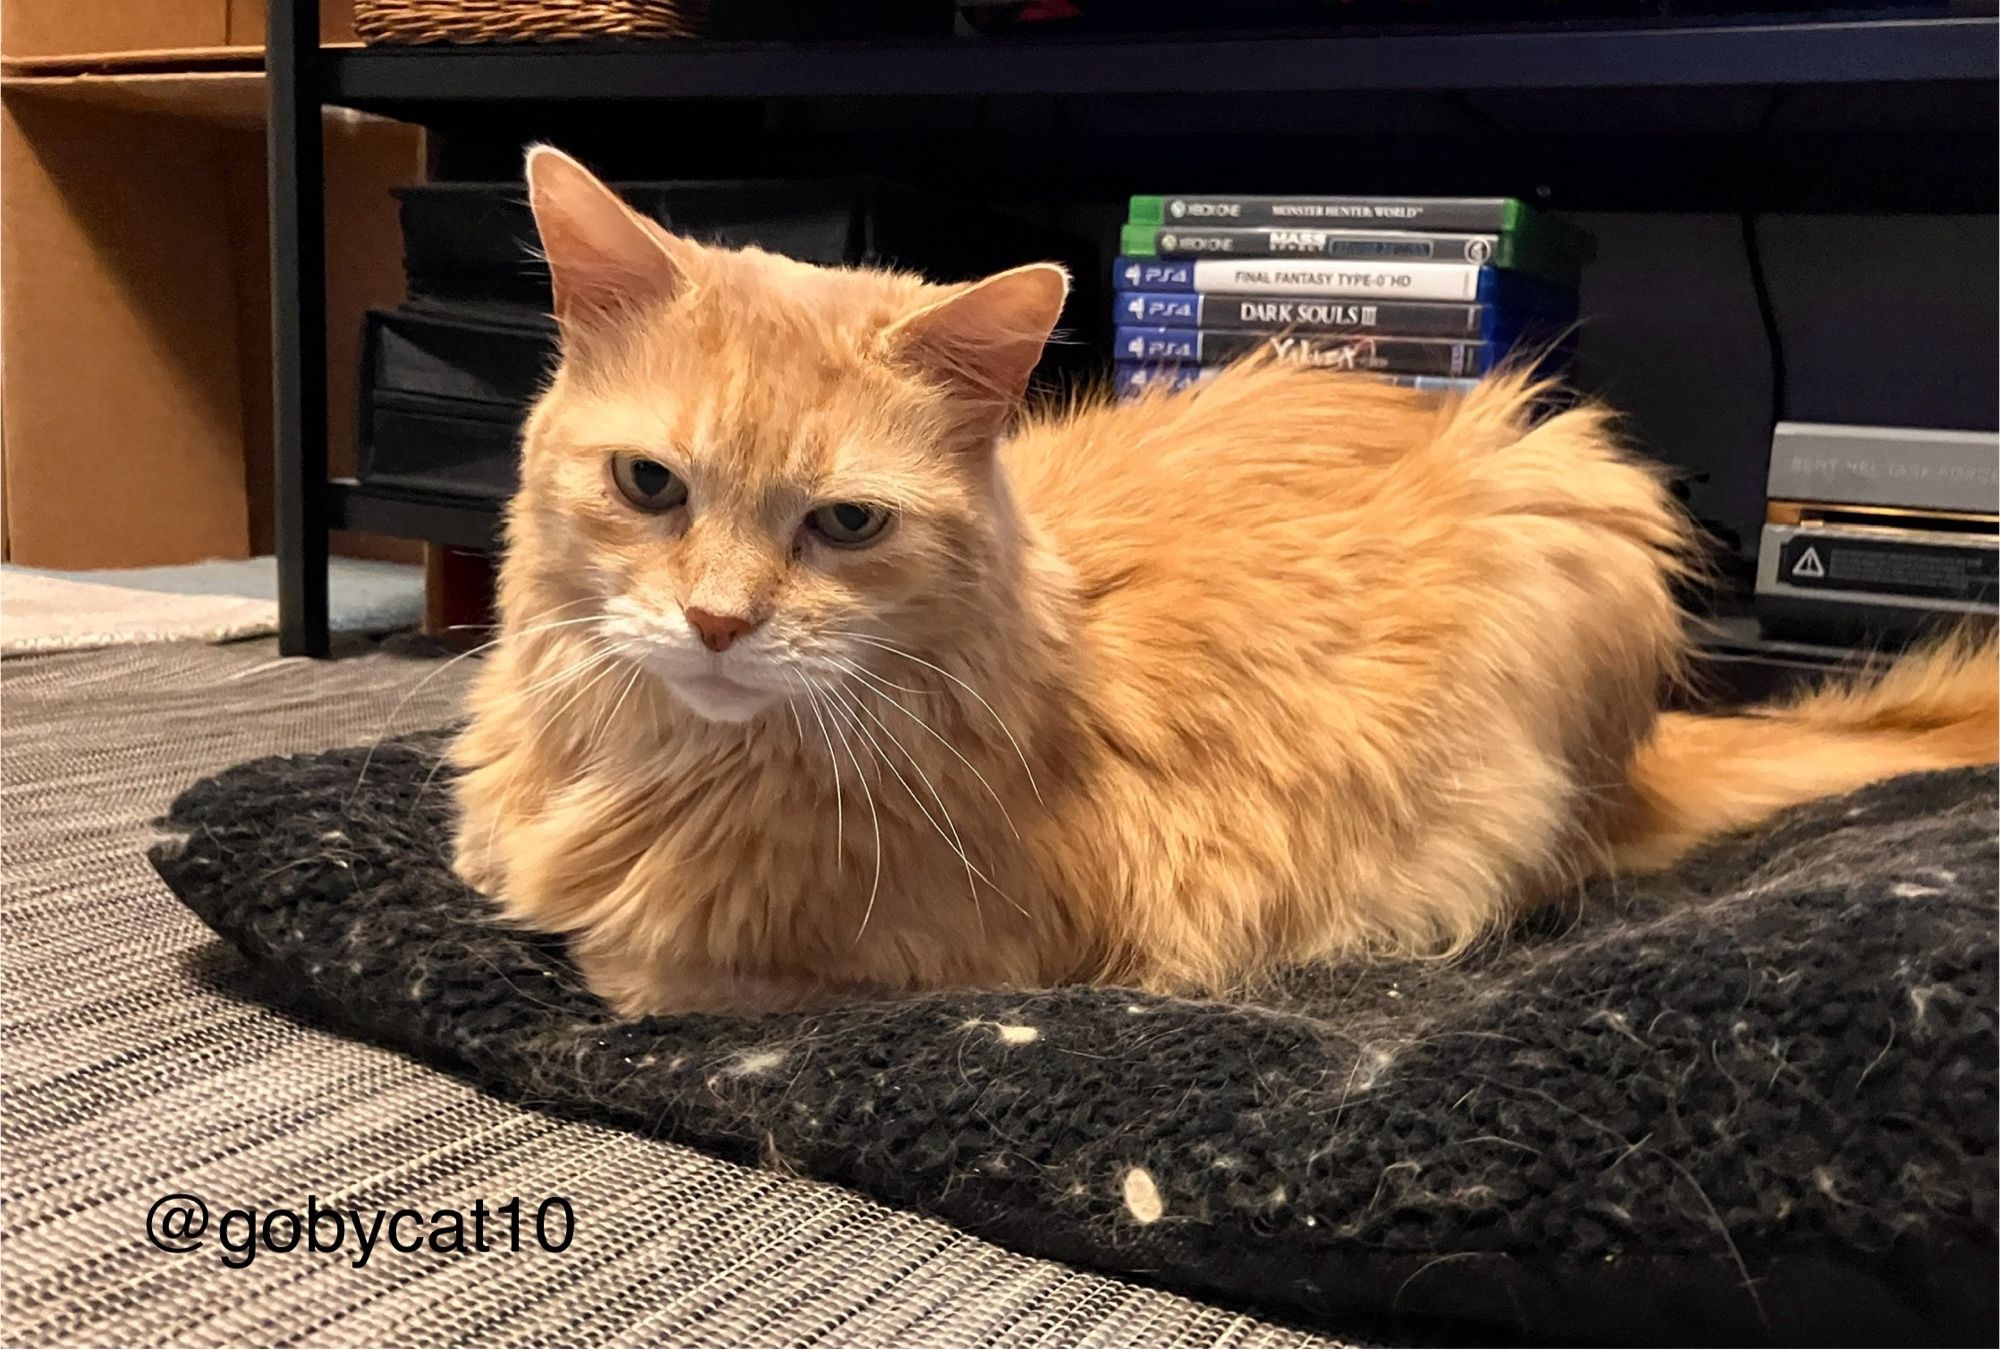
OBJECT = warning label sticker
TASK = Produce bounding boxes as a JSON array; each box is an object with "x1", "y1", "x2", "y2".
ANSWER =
[{"x1": 1779, "y1": 535, "x2": 1997, "y2": 604}]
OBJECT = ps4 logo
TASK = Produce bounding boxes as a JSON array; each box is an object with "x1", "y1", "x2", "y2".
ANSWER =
[
  {"x1": 1118, "y1": 261, "x2": 1191, "y2": 287},
  {"x1": 1124, "y1": 333, "x2": 1194, "y2": 358},
  {"x1": 1125, "y1": 296, "x2": 1193, "y2": 321}
]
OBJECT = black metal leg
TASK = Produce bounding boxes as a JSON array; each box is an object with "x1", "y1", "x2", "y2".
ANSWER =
[{"x1": 271, "y1": 0, "x2": 330, "y2": 656}]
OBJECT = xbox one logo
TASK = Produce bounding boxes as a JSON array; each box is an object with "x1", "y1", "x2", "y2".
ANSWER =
[
  {"x1": 1170, "y1": 200, "x2": 1186, "y2": 218},
  {"x1": 1161, "y1": 234, "x2": 1177, "y2": 250},
  {"x1": 1467, "y1": 239, "x2": 1493, "y2": 263}
]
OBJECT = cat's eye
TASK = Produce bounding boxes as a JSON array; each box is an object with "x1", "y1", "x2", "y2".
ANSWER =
[
  {"x1": 610, "y1": 454, "x2": 688, "y2": 513},
  {"x1": 807, "y1": 502, "x2": 892, "y2": 548}
]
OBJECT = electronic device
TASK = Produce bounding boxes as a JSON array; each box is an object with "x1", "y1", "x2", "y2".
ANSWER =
[{"x1": 1755, "y1": 421, "x2": 1997, "y2": 645}]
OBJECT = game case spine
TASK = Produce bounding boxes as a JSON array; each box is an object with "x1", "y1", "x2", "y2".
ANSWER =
[
  {"x1": 1122, "y1": 223, "x2": 1499, "y2": 263},
  {"x1": 1115, "y1": 363, "x2": 1212, "y2": 393},
  {"x1": 1114, "y1": 256, "x2": 1487, "y2": 302},
  {"x1": 1113, "y1": 363, "x2": 1479, "y2": 396},
  {"x1": 1129, "y1": 194, "x2": 1523, "y2": 232},
  {"x1": 1113, "y1": 257, "x2": 1581, "y2": 311},
  {"x1": 1116, "y1": 327, "x2": 1496, "y2": 376},
  {"x1": 1115, "y1": 291, "x2": 1491, "y2": 338},
  {"x1": 1122, "y1": 223, "x2": 1580, "y2": 286}
]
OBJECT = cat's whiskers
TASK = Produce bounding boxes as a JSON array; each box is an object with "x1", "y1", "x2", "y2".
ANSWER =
[
  {"x1": 821, "y1": 675, "x2": 1021, "y2": 925},
  {"x1": 587, "y1": 663, "x2": 648, "y2": 764},
  {"x1": 522, "y1": 644, "x2": 627, "y2": 762},
  {"x1": 484, "y1": 649, "x2": 627, "y2": 862},
  {"x1": 515, "y1": 633, "x2": 621, "y2": 700},
  {"x1": 785, "y1": 669, "x2": 845, "y2": 876},
  {"x1": 818, "y1": 654, "x2": 931, "y2": 697},
  {"x1": 455, "y1": 606, "x2": 615, "y2": 878},
  {"x1": 818, "y1": 676, "x2": 953, "y2": 942},
  {"x1": 800, "y1": 673, "x2": 882, "y2": 945},
  {"x1": 825, "y1": 654, "x2": 1024, "y2": 843},
  {"x1": 415, "y1": 617, "x2": 618, "y2": 812},
  {"x1": 348, "y1": 602, "x2": 603, "y2": 805},
  {"x1": 830, "y1": 632, "x2": 1043, "y2": 805}
]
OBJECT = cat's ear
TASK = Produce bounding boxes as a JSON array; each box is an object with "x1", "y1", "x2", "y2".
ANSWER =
[
  {"x1": 884, "y1": 263, "x2": 1070, "y2": 424},
  {"x1": 525, "y1": 145, "x2": 690, "y2": 333}
]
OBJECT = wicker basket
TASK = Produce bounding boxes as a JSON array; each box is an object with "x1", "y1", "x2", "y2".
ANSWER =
[{"x1": 354, "y1": 0, "x2": 707, "y2": 44}]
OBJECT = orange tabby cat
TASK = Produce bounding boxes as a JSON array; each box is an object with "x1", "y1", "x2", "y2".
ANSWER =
[{"x1": 451, "y1": 147, "x2": 1998, "y2": 1016}]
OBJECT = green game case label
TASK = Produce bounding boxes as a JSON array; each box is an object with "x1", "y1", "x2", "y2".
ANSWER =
[{"x1": 1131, "y1": 194, "x2": 1532, "y2": 232}]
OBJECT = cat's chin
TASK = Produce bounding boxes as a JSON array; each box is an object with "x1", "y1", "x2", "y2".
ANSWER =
[{"x1": 665, "y1": 671, "x2": 780, "y2": 724}]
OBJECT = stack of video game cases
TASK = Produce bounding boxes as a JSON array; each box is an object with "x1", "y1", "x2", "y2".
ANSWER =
[{"x1": 1112, "y1": 193, "x2": 1591, "y2": 397}]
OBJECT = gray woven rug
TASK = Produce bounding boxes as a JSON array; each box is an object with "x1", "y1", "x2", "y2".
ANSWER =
[{"x1": 0, "y1": 638, "x2": 1335, "y2": 1348}]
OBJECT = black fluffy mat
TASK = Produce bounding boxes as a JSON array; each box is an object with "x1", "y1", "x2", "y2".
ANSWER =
[{"x1": 150, "y1": 737, "x2": 1998, "y2": 1346}]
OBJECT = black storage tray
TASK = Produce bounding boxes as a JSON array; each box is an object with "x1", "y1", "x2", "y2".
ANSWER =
[
  {"x1": 357, "y1": 305, "x2": 554, "y2": 501},
  {"x1": 362, "y1": 395, "x2": 521, "y2": 502},
  {"x1": 368, "y1": 179, "x2": 1105, "y2": 504},
  {"x1": 366, "y1": 304, "x2": 553, "y2": 406},
  {"x1": 396, "y1": 178, "x2": 1102, "y2": 322}
]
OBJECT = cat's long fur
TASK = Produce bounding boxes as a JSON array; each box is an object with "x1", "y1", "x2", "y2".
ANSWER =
[{"x1": 451, "y1": 149, "x2": 1998, "y2": 1016}]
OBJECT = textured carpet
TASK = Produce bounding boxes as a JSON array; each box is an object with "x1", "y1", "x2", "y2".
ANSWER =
[
  {"x1": 151, "y1": 725, "x2": 2000, "y2": 1346},
  {"x1": 1, "y1": 639, "x2": 1334, "y2": 1348}
]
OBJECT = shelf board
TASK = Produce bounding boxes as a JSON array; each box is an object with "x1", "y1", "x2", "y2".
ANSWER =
[
  {"x1": 321, "y1": 14, "x2": 1997, "y2": 108},
  {"x1": 327, "y1": 479, "x2": 502, "y2": 551},
  {"x1": 1, "y1": 69, "x2": 267, "y2": 125}
]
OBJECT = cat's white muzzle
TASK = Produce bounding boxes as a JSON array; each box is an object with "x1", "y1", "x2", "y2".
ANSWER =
[
  {"x1": 598, "y1": 599, "x2": 790, "y2": 723},
  {"x1": 663, "y1": 664, "x2": 779, "y2": 723}
]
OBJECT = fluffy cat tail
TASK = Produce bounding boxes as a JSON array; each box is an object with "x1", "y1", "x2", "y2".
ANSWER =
[{"x1": 1608, "y1": 628, "x2": 1998, "y2": 871}]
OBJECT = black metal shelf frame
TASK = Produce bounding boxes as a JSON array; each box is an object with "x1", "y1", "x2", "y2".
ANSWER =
[
  {"x1": 270, "y1": 0, "x2": 2000, "y2": 654},
  {"x1": 323, "y1": 14, "x2": 1996, "y2": 106}
]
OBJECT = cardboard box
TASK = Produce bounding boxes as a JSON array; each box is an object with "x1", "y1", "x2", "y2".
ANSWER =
[
  {"x1": 2, "y1": 0, "x2": 356, "y2": 66},
  {"x1": 1, "y1": 73, "x2": 422, "y2": 567}
]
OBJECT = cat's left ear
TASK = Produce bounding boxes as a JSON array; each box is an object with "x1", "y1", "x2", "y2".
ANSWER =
[{"x1": 884, "y1": 263, "x2": 1070, "y2": 426}]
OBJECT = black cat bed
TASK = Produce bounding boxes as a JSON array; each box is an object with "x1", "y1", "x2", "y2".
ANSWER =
[{"x1": 149, "y1": 737, "x2": 1998, "y2": 1346}]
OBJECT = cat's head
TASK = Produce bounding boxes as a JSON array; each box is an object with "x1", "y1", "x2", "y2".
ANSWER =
[{"x1": 507, "y1": 147, "x2": 1069, "y2": 724}]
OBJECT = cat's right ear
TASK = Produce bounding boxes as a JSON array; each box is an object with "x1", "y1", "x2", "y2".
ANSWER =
[{"x1": 525, "y1": 145, "x2": 688, "y2": 334}]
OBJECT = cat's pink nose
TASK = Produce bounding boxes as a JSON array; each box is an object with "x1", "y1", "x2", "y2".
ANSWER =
[{"x1": 685, "y1": 606, "x2": 756, "y2": 653}]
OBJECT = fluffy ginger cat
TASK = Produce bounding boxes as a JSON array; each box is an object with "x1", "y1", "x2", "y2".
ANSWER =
[{"x1": 452, "y1": 147, "x2": 1998, "y2": 1017}]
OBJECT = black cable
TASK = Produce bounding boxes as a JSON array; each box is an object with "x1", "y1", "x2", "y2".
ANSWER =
[
  {"x1": 1740, "y1": 88, "x2": 1790, "y2": 433},
  {"x1": 1739, "y1": 210, "x2": 1788, "y2": 433}
]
